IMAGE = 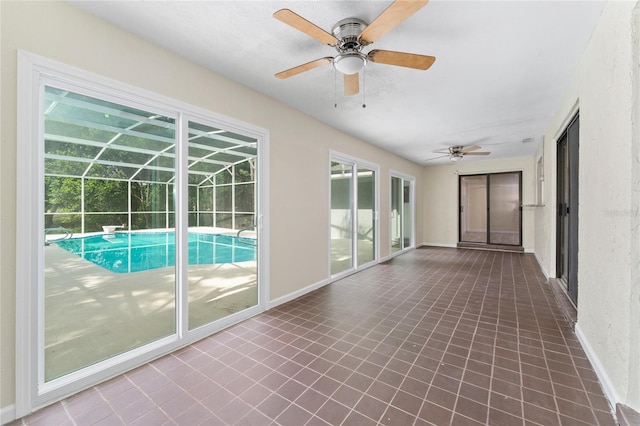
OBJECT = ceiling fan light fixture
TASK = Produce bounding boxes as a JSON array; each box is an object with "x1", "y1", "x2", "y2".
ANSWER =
[
  {"x1": 334, "y1": 53, "x2": 366, "y2": 75},
  {"x1": 450, "y1": 154, "x2": 462, "y2": 162}
]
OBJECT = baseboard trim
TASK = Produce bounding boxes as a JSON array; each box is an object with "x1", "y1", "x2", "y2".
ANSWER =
[
  {"x1": 616, "y1": 403, "x2": 640, "y2": 426},
  {"x1": 1, "y1": 404, "x2": 16, "y2": 425},
  {"x1": 533, "y1": 251, "x2": 550, "y2": 279},
  {"x1": 575, "y1": 324, "x2": 620, "y2": 414},
  {"x1": 420, "y1": 242, "x2": 457, "y2": 248},
  {"x1": 267, "y1": 278, "x2": 330, "y2": 310}
]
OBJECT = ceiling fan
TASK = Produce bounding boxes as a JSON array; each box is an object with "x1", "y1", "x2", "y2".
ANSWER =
[
  {"x1": 428, "y1": 145, "x2": 491, "y2": 162},
  {"x1": 273, "y1": 0, "x2": 436, "y2": 96}
]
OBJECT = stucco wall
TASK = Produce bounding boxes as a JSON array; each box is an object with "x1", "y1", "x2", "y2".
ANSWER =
[
  {"x1": 0, "y1": 1, "x2": 423, "y2": 412},
  {"x1": 535, "y1": 0, "x2": 640, "y2": 411},
  {"x1": 421, "y1": 156, "x2": 536, "y2": 251}
]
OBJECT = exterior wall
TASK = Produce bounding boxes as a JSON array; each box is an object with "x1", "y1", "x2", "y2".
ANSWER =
[
  {"x1": 0, "y1": 1, "x2": 423, "y2": 413},
  {"x1": 535, "y1": 1, "x2": 640, "y2": 411},
  {"x1": 421, "y1": 156, "x2": 536, "y2": 251}
]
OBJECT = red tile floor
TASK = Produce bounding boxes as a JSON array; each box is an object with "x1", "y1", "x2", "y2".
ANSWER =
[{"x1": 12, "y1": 247, "x2": 617, "y2": 425}]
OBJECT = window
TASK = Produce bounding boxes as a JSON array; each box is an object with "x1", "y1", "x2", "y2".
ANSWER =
[
  {"x1": 330, "y1": 153, "x2": 379, "y2": 277},
  {"x1": 16, "y1": 51, "x2": 268, "y2": 414},
  {"x1": 390, "y1": 173, "x2": 415, "y2": 254},
  {"x1": 536, "y1": 155, "x2": 544, "y2": 205}
]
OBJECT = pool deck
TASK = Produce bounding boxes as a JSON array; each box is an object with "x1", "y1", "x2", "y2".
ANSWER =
[{"x1": 44, "y1": 228, "x2": 257, "y2": 382}]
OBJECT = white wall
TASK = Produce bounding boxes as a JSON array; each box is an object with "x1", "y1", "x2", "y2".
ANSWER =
[
  {"x1": 421, "y1": 156, "x2": 536, "y2": 251},
  {"x1": 535, "y1": 1, "x2": 640, "y2": 411},
  {"x1": 0, "y1": 1, "x2": 423, "y2": 413}
]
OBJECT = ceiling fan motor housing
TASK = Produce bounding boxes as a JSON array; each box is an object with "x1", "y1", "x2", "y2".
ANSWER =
[
  {"x1": 332, "y1": 18, "x2": 369, "y2": 74},
  {"x1": 332, "y1": 18, "x2": 368, "y2": 52}
]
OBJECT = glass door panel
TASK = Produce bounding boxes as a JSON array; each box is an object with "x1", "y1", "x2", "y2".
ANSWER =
[
  {"x1": 331, "y1": 161, "x2": 353, "y2": 275},
  {"x1": 391, "y1": 176, "x2": 403, "y2": 253},
  {"x1": 187, "y1": 121, "x2": 258, "y2": 330},
  {"x1": 357, "y1": 167, "x2": 375, "y2": 266},
  {"x1": 489, "y1": 173, "x2": 521, "y2": 245},
  {"x1": 557, "y1": 134, "x2": 570, "y2": 284},
  {"x1": 460, "y1": 175, "x2": 487, "y2": 243},
  {"x1": 403, "y1": 179, "x2": 412, "y2": 248},
  {"x1": 43, "y1": 86, "x2": 176, "y2": 381}
]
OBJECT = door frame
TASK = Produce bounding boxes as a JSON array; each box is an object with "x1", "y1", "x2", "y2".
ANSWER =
[
  {"x1": 15, "y1": 50, "x2": 270, "y2": 415},
  {"x1": 458, "y1": 171, "x2": 523, "y2": 246},
  {"x1": 556, "y1": 113, "x2": 579, "y2": 305},
  {"x1": 389, "y1": 171, "x2": 416, "y2": 257},
  {"x1": 328, "y1": 151, "x2": 380, "y2": 279}
]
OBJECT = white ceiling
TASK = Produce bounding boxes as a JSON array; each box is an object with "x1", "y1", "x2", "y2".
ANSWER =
[{"x1": 69, "y1": 0, "x2": 605, "y2": 165}]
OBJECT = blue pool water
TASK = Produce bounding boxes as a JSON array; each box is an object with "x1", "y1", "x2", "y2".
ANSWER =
[{"x1": 54, "y1": 232, "x2": 256, "y2": 274}]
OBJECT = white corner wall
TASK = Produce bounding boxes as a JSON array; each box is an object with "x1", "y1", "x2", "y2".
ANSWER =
[
  {"x1": 535, "y1": 0, "x2": 640, "y2": 411},
  {"x1": 421, "y1": 156, "x2": 536, "y2": 251},
  {"x1": 0, "y1": 1, "x2": 423, "y2": 414}
]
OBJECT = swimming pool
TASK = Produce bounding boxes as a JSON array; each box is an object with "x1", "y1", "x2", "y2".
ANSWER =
[{"x1": 54, "y1": 232, "x2": 256, "y2": 273}]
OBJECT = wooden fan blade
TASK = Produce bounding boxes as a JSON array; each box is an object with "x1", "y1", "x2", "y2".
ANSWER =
[
  {"x1": 359, "y1": 0, "x2": 428, "y2": 45},
  {"x1": 275, "y1": 57, "x2": 333, "y2": 79},
  {"x1": 274, "y1": 9, "x2": 338, "y2": 45},
  {"x1": 344, "y1": 73, "x2": 360, "y2": 96},
  {"x1": 425, "y1": 154, "x2": 449, "y2": 161},
  {"x1": 461, "y1": 145, "x2": 481, "y2": 153},
  {"x1": 465, "y1": 152, "x2": 490, "y2": 156},
  {"x1": 368, "y1": 50, "x2": 435, "y2": 70}
]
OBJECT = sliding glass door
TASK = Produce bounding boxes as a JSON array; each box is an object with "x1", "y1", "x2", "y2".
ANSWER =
[
  {"x1": 43, "y1": 87, "x2": 179, "y2": 382},
  {"x1": 17, "y1": 55, "x2": 267, "y2": 412},
  {"x1": 187, "y1": 121, "x2": 258, "y2": 330},
  {"x1": 330, "y1": 155, "x2": 378, "y2": 277},
  {"x1": 357, "y1": 167, "x2": 376, "y2": 266},
  {"x1": 330, "y1": 161, "x2": 353, "y2": 275},
  {"x1": 459, "y1": 175, "x2": 488, "y2": 244},
  {"x1": 390, "y1": 174, "x2": 414, "y2": 254},
  {"x1": 459, "y1": 172, "x2": 521, "y2": 246}
]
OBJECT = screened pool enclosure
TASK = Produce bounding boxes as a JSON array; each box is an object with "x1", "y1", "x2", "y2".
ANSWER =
[
  {"x1": 44, "y1": 87, "x2": 256, "y2": 234},
  {"x1": 42, "y1": 85, "x2": 259, "y2": 382}
]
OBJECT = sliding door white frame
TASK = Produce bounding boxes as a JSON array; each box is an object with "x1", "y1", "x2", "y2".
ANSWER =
[
  {"x1": 15, "y1": 50, "x2": 270, "y2": 415},
  {"x1": 389, "y1": 170, "x2": 415, "y2": 258},
  {"x1": 329, "y1": 151, "x2": 380, "y2": 280}
]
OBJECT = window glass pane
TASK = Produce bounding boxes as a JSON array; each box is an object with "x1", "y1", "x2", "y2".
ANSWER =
[
  {"x1": 187, "y1": 121, "x2": 258, "y2": 330},
  {"x1": 403, "y1": 180, "x2": 412, "y2": 248},
  {"x1": 331, "y1": 161, "x2": 353, "y2": 275},
  {"x1": 43, "y1": 86, "x2": 176, "y2": 382},
  {"x1": 391, "y1": 177, "x2": 403, "y2": 253},
  {"x1": 460, "y1": 175, "x2": 487, "y2": 243},
  {"x1": 357, "y1": 168, "x2": 375, "y2": 265},
  {"x1": 489, "y1": 173, "x2": 520, "y2": 245}
]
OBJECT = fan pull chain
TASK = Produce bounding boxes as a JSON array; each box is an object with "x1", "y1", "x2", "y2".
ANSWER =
[
  {"x1": 362, "y1": 69, "x2": 366, "y2": 108},
  {"x1": 334, "y1": 68, "x2": 338, "y2": 108}
]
